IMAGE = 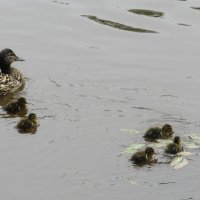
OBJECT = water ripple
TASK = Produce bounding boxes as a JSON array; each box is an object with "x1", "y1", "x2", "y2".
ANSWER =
[{"x1": 82, "y1": 15, "x2": 158, "y2": 33}]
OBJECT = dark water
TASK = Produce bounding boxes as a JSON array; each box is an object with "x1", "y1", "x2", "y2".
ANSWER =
[{"x1": 0, "y1": 0, "x2": 200, "y2": 199}]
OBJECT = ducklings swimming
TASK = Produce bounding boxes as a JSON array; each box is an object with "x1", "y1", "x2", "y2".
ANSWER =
[
  {"x1": 165, "y1": 136, "x2": 183, "y2": 155},
  {"x1": 130, "y1": 147, "x2": 157, "y2": 165},
  {"x1": 0, "y1": 49, "x2": 25, "y2": 96},
  {"x1": 3, "y1": 97, "x2": 28, "y2": 116},
  {"x1": 144, "y1": 124, "x2": 174, "y2": 141},
  {"x1": 17, "y1": 113, "x2": 38, "y2": 134}
]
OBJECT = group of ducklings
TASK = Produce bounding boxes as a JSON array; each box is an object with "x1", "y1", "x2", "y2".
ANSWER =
[
  {"x1": 2, "y1": 97, "x2": 38, "y2": 133},
  {"x1": 130, "y1": 124, "x2": 183, "y2": 166}
]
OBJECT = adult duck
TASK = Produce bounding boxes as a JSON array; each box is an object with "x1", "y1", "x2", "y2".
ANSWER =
[{"x1": 0, "y1": 48, "x2": 25, "y2": 96}]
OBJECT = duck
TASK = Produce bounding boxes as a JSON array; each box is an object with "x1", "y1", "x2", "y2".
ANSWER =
[
  {"x1": 3, "y1": 97, "x2": 28, "y2": 116},
  {"x1": 0, "y1": 48, "x2": 25, "y2": 96},
  {"x1": 165, "y1": 136, "x2": 183, "y2": 155},
  {"x1": 130, "y1": 147, "x2": 157, "y2": 165},
  {"x1": 143, "y1": 124, "x2": 174, "y2": 141},
  {"x1": 17, "y1": 113, "x2": 38, "y2": 134}
]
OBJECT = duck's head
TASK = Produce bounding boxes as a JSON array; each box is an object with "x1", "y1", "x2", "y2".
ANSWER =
[
  {"x1": 145, "y1": 147, "x2": 156, "y2": 160},
  {"x1": 173, "y1": 136, "x2": 181, "y2": 145},
  {"x1": 0, "y1": 49, "x2": 24, "y2": 71},
  {"x1": 17, "y1": 97, "x2": 27, "y2": 105},
  {"x1": 28, "y1": 113, "x2": 37, "y2": 121},
  {"x1": 162, "y1": 124, "x2": 174, "y2": 138}
]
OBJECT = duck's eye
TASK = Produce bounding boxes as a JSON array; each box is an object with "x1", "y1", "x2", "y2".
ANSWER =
[{"x1": 7, "y1": 53, "x2": 15, "y2": 57}]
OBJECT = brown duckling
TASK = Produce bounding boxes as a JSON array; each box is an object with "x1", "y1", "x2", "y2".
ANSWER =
[
  {"x1": 144, "y1": 124, "x2": 174, "y2": 141},
  {"x1": 3, "y1": 97, "x2": 28, "y2": 116},
  {"x1": 17, "y1": 113, "x2": 38, "y2": 134},
  {"x1": 130, "y1": 147, "x2": 157, "y2": 165},
  {"x1": 165, "y1": 136, "x2": 183, "y2": 155}
]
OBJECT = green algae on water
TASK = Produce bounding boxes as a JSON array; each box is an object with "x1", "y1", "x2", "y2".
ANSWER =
[
  {"x1": 120, "y1": 128, "x2": 141, "y2": 135},
  {"x1": 188, "y1": 133, "x2": 200, "y2": 141},
  {"x1": 170, "y1": 156, "x2": 183, "y2": 166},
  {"x1": 170, "y1": 157, "x2": 188, "y2": 170},
  {"x1": 128, "y1": 9, "x2": 164, "y2": 17},
  {"x1": 82, "y1": 15, "x2": 157, "y2": 33},
  {"x1": 122, "y1": 143, "x2": 145, "y2": 154},
  {"x1": 183, "y1": 142, "x2": 200, "y2": 149},
  {"x1": 177, "y1": 151, "x2": 194, "y2": 156}
]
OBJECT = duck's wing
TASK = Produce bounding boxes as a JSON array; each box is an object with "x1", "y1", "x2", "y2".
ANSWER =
[
  {"x1": 130, "y1": 151, "x2": 146, "y2": 164},
  {"x1": 17, "y1": 119, "x2": 36, "y2": 133},
  {"x1": 144, "y1": 127, "x2": 162, "y2": 139},
  {"x1": 165, "y1": 143, "x2": 178, "y2": 154},
  {"x1": 0, "y1": 73, "x2": 23, "y2": 96}
]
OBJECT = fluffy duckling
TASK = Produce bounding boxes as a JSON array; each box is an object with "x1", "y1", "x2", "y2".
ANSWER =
[
  {"x1": 144, "y1": 124, "x2": 174, "y2": 141},
  {"x1": 3, "y1": 97, "x2": 28, "y2": 116},
  {"x1": 130, "y1": 147, "x2": 157, "y2": 165},
  {"x1": 165, "y1": 136, "x2": 183, "y2": 155},
  {"x1": 0, "y1": 48, "x2": 25, "y2": 96},
  {"x1": 17, "y1": 113, "x2": 38, "y2": 134}
]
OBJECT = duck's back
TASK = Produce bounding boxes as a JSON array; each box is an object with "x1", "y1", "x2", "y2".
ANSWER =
[
  {"x1": 144, "y1": 127, "x2": 162, "y2": 140},
  {"x1": 130, "y1": 151, "x2": 147, "y2": 164},
  {"x1": 3, "y1": 102, "x2": 19, "y2": 114},
  {"x1": 17, "y1": 119, "x2": 32, "y2": 130},
  {"x1": 17, "y1": 119, "x2": 37, "y2": 133},
  {"x1": 165, "y1": 143, "x2": 182, "y2": 154}
]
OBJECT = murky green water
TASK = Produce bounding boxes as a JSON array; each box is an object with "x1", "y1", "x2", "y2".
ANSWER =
[{"x1": 0, "y1": 0, "x2": 200, "y2": 199}]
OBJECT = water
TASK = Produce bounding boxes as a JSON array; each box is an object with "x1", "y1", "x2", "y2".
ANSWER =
[{"x1": 0, "y1": 0, "x2": 200, "y2": 199}]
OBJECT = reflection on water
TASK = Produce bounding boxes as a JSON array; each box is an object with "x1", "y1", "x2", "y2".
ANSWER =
[
  {"x1": 82, "y1": 15, "x2": 158, "y2": 33},
  {"x1": 158, "y1": 182, "x2": 176, "y2": 185},
  {"x1": 191, "y1": 7, "x2": 200, "y2": 10},
  {"x1": 128, "y1": 9, "x2": 164, "y2": 18},
  {"x1": 0, "y1": 94, "x2": 15, "y2": 107},
  {"x1": 51, "y1": 0, "x2": 69, "y2": 5},
  {"x1": 0, "y1": 83, "x2": 25, "y2": 106},
  {"x1": 131, "y1": 106, "x2": 153, "y2": 111},
  {"x1": 178, "y1": 23, "x2": 191, "y2": 26}
]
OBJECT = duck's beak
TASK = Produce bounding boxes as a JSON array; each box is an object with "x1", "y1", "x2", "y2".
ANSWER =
[{"x1": 15, "y1": 56, "x2": 25, "y2": 61}]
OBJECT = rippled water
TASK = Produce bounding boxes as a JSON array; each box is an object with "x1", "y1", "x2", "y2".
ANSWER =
[{"x1": 0, "y1": 0, "x2": 200, "y2": 199}]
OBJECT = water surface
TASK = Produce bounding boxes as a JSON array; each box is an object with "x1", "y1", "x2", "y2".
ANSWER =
[{"x1": 0, "y1": 0, "x2": 200, "y2": 199}]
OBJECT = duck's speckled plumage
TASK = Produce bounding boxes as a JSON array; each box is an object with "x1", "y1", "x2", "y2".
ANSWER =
[{"x1": 0, "y1": 49, "x2": 25, "y2": 96}]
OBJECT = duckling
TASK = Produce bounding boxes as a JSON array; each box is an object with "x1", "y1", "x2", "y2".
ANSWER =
[
  {"x1": 3, "y1": 97, "x2": 28, "y2": 116},
  {"x1": 17, "y1": 113, "x2": 38, "y2": 134},
  {"x1": 165, "y1": 136, "x2": 183, "y2": 155},
  {"x1": 0, "y1": 48, "x2": 25, "y2": 96},
  {"x1": 130, "y1": 147, "x2": 157, "y2": 165},
  {"x1": 144, "y1": 124, "x2": 174, "y2": 141}
]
